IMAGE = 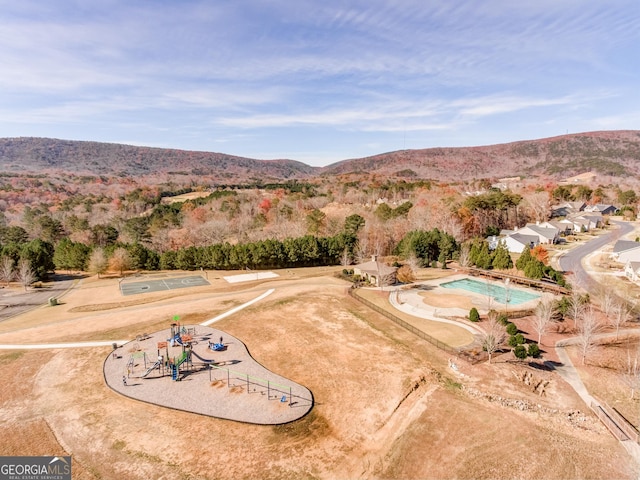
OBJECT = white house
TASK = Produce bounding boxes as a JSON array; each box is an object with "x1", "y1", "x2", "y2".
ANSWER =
[
  {"x1": 501, "y1": 233, "x2": 539, "y2": 253},
  {"x1": 612, "y1": 240, "x2": 640, "y2": 263},
  {"x1": 558, "y1": 217, "x2": 590, "y2": 233},
  {"x1": 625, "y1": 260, "x2": 640, "y2": 283},
  {"x1": 538, "y1": 220, "x2": 572, "y2": 236},
  {"x1": 518, "y1": 223, "x2": 559, "y2": 245}
]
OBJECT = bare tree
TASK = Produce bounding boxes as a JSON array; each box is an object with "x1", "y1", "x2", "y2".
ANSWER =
[
  {"x1": 458, "y1": 242, "x2": 471, "y2": 268},
  {"x1": 599, "y1": 287, "x2": 617, "y2": 319},
  {"x1": 0, "y1": 256, "x2": 14, "y2": 286},
  {"x1": 576, "y1": 305, "x2": 601, "y2": 365},
  {"x1": 568, "y1": 289, "x2": 587, "y2": 330},
  {"x1": 482, "y1": 311, "x2": 506, "y2": 364},
  {"x1": 16, "y1": 259, "x2": 35, "y2": 291},
  {"x1": 533, "y1": 298, "x2": 556, "y2": 345},
  {"x1": 405, "y1": 252, "x2": 422, "y2": 272},
  {"x1": 484, "y1": 279, "x2": 495, "y2": 312},
  {"x1": 88, "y1": 248, "x2": 108, "y2": 278},
  {"x1": 522, "y1": 190, "x2": 550, "y2": 223},
  {"x1": 108, "y1": 247, "x2": 133, "y2": 277},
  {"x1": 621, "y1": 345, "x2": 640, "y2": 399},
  {"x1": 340, "y1": 247, "x2": 352, "y2": 267},
  {"x1": 610, "y1": 301, "x2": 630, "y2": 340}
]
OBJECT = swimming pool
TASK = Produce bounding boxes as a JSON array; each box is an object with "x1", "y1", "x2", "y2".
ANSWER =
[{"x1": 440, "y1": 278, "x2": 540, "y2": 305}]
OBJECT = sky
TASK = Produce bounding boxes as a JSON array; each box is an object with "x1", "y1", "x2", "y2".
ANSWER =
[{"x1": 1, "y1": 1, "x2": 639, "y2": 167}]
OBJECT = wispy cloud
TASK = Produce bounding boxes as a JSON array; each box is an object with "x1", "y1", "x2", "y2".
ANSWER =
[{"x1": 0, "y1": 0, "x2": 638, "y2": 164}]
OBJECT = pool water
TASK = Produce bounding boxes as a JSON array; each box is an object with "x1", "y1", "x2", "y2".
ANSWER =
[{"x1": 440, "y1": 278, "x2": 540, "y2": 305}]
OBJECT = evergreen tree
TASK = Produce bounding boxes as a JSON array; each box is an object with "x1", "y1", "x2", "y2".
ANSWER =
[
  {"x1": 491, "y1": 241, "x2": 513, "y2": 269},
  {"x1": 515, "y1": 246, "x2": 532, "y2": 271},
  {"x1": 474, "y1": 241, "x2": 492, "y2": 269}
]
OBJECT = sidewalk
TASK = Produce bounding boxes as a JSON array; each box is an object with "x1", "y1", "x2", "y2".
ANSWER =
[{"x1": 389, "y1": 288, "x2": 485, "y2": 336}]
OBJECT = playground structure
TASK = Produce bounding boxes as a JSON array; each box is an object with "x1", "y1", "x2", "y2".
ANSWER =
[
  {"x1": 128, "y1": 322, "x2": 217, "y2": 382},
  {"x1": 104, "y1": 323, "x2": 314, "y2": 424}
]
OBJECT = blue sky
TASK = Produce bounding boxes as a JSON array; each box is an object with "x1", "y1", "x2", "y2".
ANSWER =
[{"x1": 1, "y1": 1, "x2": 639, "y2": 166}]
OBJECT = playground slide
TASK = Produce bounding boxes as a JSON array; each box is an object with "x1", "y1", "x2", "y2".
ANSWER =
[
  {"x1": 190, "y1": 350, "x2": 215, "y2": 364},
  {"x1": 169, "y1": 333, "x2": 183, "y2": 347},
  {"x1": 141, "y1": 360, "x2": 161, "y2": 378}
]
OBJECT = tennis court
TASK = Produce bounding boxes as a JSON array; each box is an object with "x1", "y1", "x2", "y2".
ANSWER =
[{"x1": 120, "y1": 275, "x2": 210, "y2": 296}]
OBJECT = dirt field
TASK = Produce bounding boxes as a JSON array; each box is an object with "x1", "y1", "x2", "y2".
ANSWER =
[{"x1": 0, "y1": 268, "x2": 637, "y2": 479}]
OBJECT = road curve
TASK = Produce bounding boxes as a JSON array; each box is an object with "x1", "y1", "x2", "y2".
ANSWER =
[{"x1": 558, "y1": 220, "x2": 633, "y2": 292}]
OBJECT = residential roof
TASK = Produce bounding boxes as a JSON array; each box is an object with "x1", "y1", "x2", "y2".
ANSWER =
[
  {"x1": 585, "y1": 204, "x2": 617, "y2": 213},
  {"x1": 627, "y1": 260, "x2": 640, "y2": 272},
  {"x1": 521, "y1": 224, "x2": 558, "y2": 240},
  {"x1": 613, "y1": 240, "x2": 640, "y2": 254},
  {"x1": 509, "y1": 233, "x2": 539, "y2": 247}
]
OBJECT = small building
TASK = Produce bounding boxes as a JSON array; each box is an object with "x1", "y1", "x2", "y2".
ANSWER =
[{"x1": 353, "y1": 256, "x2": 398, "y2": 287}]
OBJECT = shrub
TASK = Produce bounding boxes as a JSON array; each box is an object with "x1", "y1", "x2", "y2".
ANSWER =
[
  {"x1": 497, "y1": 313, "x2": 509, "y2": 325},
  {"x1": 513, "y1": 345, "x2": 527, "y2": 360},
  {"x1": 506, "y1": 322, "x2": 518, "y2": 335},
  {"x1": 469, "y1": 307, "x2": 480, "y2": 322},
  {"x1": 528, "y1": 343, "x2": 541, "y2": 358},
  {"x1": 508, "y1": 334, "x2": 525, "y2": 347}
]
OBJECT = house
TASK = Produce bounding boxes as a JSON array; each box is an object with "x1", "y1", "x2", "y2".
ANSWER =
[
  {"x1": 575, "y1": 214, "x2": 603, "y2": 230},
  {"x1": 538, "y1": 220, "x2": 572, "y2": 236},
  {"x1": 625, "y1": 260, "x2": 640, "y2": 282},
  {"x1": 557, "y1": 212, "x2": 602, "y2": 232},
  {"x1": 501, "y1": 233, "x2": 540, "y2": 253},
  {"x1": 353, "y1": 256, "x2": 398, "y2": 286},
  {"x1": 611, "y1": 240, "x2": 640, "y2": 263},
  {"x1": 551, "y1": 201, "x2": 586, "y2": 218},
  {"x1": 489, "y1": 223, "x2": 557, "y2": 253},
  {"x1": 584, "y1": 204, "x2": 618, "y2": 215},
  {"x1": 518, "y1": 223, "x2": 559, "y2": 245}
]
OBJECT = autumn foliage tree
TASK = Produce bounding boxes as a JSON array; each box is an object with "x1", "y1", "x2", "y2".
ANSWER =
[
  {"x1": 530, "y1": 245, "x2": 549, "y2": 264},
  {"x1": 109, "y1": 247, "x2": 133, "y2": 276}
]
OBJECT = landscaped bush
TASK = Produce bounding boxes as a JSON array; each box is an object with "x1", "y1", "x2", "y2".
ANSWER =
[
  {"x1": 469, "y1": 307, "x2": 480, "y2": 322},
  {"x1": 506, "y1": 322, "x2": 518, "y2": 336},
  {"x1": 513, "y1": 345, "x2": 527, "y2": 360},
  {"x1": 508, "y1": 334, "x2": 525, "y2": 347},
  {"x1": 497, "y1": 313, "x2": 509, "y2": 325},
  {"x1": 528, "y1": 343, "x2": 541, "y2": 358}
]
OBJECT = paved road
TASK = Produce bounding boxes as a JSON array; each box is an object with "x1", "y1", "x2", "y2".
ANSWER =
[
  {"x1": 558, "y1": 220, "x2": 633, "y2": 291},
  {"x1": 0, "y1": 273, "x2": 79, "y2": 322}
]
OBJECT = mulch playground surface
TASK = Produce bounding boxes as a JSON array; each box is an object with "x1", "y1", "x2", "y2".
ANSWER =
[{"x1": 103, "y1": 325, "x2": 313, "y2": 424}]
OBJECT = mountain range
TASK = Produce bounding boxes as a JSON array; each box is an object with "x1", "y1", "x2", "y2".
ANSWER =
[{"x1": 1, "y1": 130, "x2": 639, "y2": 183}]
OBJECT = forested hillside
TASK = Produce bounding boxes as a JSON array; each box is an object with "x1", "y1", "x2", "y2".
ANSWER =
[{"x1": 0, "y1": 131, "x2": 638, "y2": 285}]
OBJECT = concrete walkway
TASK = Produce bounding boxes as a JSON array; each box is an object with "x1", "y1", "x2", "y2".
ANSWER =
[
  {"x1": 388, "y1": 288, "x2": 485, "y2": 336},
  {"x1": 0, "y1": 340, "x2": 130, "y2": 350},
  {"x1": 0, "y1": 289, "x2": 276, "y2": 350}
]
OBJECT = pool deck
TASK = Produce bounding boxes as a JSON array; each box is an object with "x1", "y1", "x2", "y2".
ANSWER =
[{"x1": 390, "y1": 274, "x2": 555, "y2": 336}]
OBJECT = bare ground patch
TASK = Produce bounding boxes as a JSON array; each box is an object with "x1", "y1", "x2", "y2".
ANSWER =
[{"x1": 0, "y1": 270, "x2": 637, "y2": 479}]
